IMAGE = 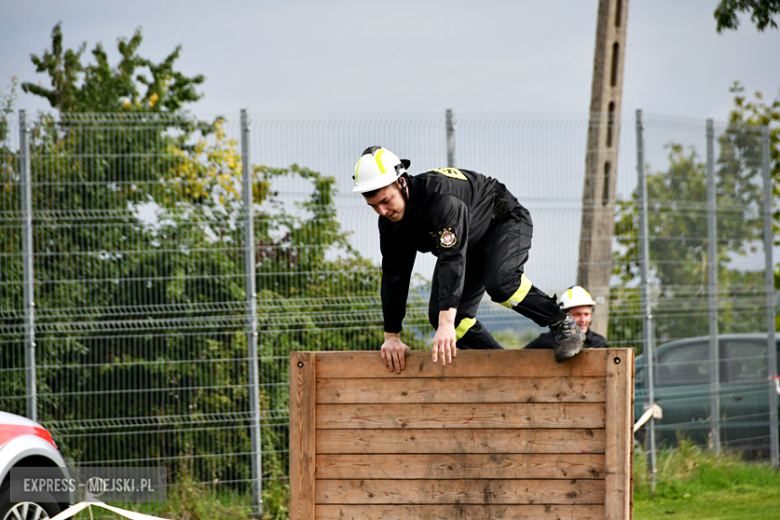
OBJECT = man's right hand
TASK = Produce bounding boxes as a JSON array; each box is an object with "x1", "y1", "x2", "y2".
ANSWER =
[{"x1": 381, "y1": 333, "x2": 410, "y2": 373}]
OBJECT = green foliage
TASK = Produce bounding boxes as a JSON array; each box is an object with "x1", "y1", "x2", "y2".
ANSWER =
[
  {"x1": 610, "y1": 82, "x2": 778, "y2": 345},
  {"x1": 132, "y1": 478, "x2": 254, "y2": 520},
  {"x1": 90, "y1": 478, "x2": 290, "y2": 520},
  {"x1": 110, "y1": 476, "x2": 286, "y2": 520},
  {"x1": 21, "y1": 22, "x2": 205, "y2": 114},
  {"x1": 260, "y1": 478, "x2": 290, "y2": 520},
  {"x1": 0, "y1": 76, "x2": 17, "y2": 143},
  {"x1": 727, "y1": 82, "x2": 780, "y2": 286},
  {"x1": 1, "y1": 22, "x2": 407, "y2": 495},
  {"x1": 610, "y1": 125, "x2": 766, "y2": 343},
  {"x1": 0, "y1": 113, "x2": 388, "y2": 486},
  {"x1": 491, "y1": 327, "x2": 541, "y2": 349},
  {"x1": 715, "y1": 0, "x2": 780, "y2": 32},
  {"x1": 633, "y1": 440, "x2": 780, "y2": 519}
]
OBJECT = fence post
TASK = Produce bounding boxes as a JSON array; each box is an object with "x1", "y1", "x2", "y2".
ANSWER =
[
  {"x1": 761, "y1": 124, "x2": 778, "y2": 470},
  {"x1": 636, "y1": 109, "x2": 656, "y2": 486},
  {"x1": 706, "y1": 119, "x2": 721, "y2": 453},
  {"x1": 241, "y1": 109, "x2": 264, "y2": 513},
  {"x1": 446, "y1": 109, "x2": 456, "y2": 168},
  {"x1": 20, "y1": 110, "x2": 36, "y2": 421}
]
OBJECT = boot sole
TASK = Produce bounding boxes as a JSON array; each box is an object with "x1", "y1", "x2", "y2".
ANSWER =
[{"x1": 554, "y1": 343, "x2": 584, "y2": 363}]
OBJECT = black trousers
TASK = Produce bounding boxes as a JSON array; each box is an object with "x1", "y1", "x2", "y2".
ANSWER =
[{"x1": 428, "y1": 206, "x2": 566, "y2": 350}]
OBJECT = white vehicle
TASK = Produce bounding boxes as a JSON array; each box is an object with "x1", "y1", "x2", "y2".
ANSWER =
[{"x1": 0, "y1": 411, "x2": 68, "y2": 520}]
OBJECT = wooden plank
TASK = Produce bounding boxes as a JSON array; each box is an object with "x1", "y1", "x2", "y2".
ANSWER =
[
  {"x1": 316, "y1": 349, "x2": 608, "y2": 379},
  {"x1": 317, "y1": 376, "x2": 606, "y2": 404},
  {"x1": 316, "y1": 504, "x2": 604, "y2": 520},
  {"x1": 316, "y1": 478, "x2": 605, "y2": 505},
  {"x1": 317, "y1": 402, "x2": 605, "y2": 430},
  {"x1": 316, "y1": 453, "x2": 605, "y2": 480},
  {"x1": 289, "y1": 352, "x2": 316, "y2": 520},
  {"x1": 317, "y1": 428, "x2": 606, "y2": 454},
  {"x1": 605, "y1": 348, "x2": 633, "y2": 520}
]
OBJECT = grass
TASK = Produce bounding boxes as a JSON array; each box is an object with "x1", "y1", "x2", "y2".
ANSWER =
[{"x1": 634, "y1": 440, "x2": 780, "y2": 519}]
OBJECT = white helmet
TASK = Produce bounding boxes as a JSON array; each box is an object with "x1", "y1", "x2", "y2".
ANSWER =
[
  {"x1": 352, "y1": 146, "x2": 410, "y2": 194},
  {"x1": 559, "y1": 286, "x2": 596, "y2": 310}
]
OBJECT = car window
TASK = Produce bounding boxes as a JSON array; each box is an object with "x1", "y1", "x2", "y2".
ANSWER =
[
  {"x1": 723, "y1": 340, "x2": 768, "y2": 382},
  {"x1": 656, "y1": 341, "x2": 709, "y2": 386},
  {"x1": 635, "y1": 366, "x2": 645, "y2": 386}
]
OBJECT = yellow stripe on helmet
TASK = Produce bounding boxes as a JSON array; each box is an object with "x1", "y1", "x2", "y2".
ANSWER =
[
  {"x1": 374, "y1": 149, "x2": 386, "y2": 174},
  {"x1": 354, "y1": 157, "x2": 363, "y2": 180}
]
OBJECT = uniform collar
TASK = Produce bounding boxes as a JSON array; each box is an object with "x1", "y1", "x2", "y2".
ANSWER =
[{"x1": 402, "y1": 175, "x2": 424, "y2": 222}]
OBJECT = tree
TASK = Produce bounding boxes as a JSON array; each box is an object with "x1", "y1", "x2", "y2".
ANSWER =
[
  {"x1": 3, "y1": 23, "x2": 411, "y2": 495},
  {"x1": 0, "y1": 77, "x2": 17, "y2": 143},
  {"x1": 3, "y1": 23, "x2": 236, "y2": 481},
  {"x1": 725, "y1": 82, "x2": 780, "y2": 319},
  {"x1": 610, "y1": 108, "x2": 769, "y2": 344},
  {"x1": 715, "y1": 0, "x2": 780, "y2": 32},
  {"x1": 21, "y1": 22, "x2": 204, "y2": 114}
]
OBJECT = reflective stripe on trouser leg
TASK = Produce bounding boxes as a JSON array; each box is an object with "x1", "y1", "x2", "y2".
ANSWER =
[
  {"x1": 511, "y1": 285, "x2": 568, "y2": 327},
  {"x1": 498, "y1": 274, "x2": 532, "y2": 309},
  {"x1": 455, "y1": 317, "x2": 476, "y2": 340},
  {"x1": 457, "y1": 320, "x2": 504, "y2": 350}
]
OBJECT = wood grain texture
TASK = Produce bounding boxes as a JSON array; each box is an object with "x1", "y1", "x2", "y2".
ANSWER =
[
  {"x1": 316, "y1": 478, "x2": 605, "y2": 505},
  {"x1": 316, "y1": 453, "x2": 605, "y2": 480},
  {"x1": 316, "y1": 402, "x2": 606, "y2": 429},
  {"x1": 316, "y1": 349, "x2": 608, "y2": 379},
  {"x1": 316, "y1": 428, "x2": 606, "y2": 454},
  {"x1": 316, "y1": 504, "x2": 605, "y2": 520},
  {"x1": 605, "y1": 349, "x2": 633, "y2": 520},
  {"x1": 317, "y1": 376, "x2": 606, "y2": 404},
  {"x1": 291, "y1": 348, "x2": 633, "y2": 519},
  {"x1": 289, "y1": 352, "x2": 316, "y2": 520}
]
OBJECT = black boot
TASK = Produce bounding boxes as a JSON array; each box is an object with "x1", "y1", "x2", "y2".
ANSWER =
[{"x1": 549, "y1": 314, "x2": 585, "y2": 363}]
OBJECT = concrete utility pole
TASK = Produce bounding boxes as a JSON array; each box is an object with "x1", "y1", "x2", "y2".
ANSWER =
[{"x1": 578, "y1": 0, "x2": 629, "y2": 336}]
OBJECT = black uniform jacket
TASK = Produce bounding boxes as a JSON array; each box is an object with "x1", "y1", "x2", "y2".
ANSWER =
[
  {"x1": 523, "y1": 329, "x2": 608, "y2": 350},
  {"x1": 379, "y1": 168, "x2": 517, "y2": 333}
]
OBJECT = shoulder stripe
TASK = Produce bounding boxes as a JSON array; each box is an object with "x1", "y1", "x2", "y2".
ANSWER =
[{"x1": 430, "y1": 168, "x2": 468, "y2": 181}]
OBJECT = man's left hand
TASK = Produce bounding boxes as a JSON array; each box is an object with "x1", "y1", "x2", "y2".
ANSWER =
[{"x1": 432, "y1": 308, "x2": 458, "y2": 365}]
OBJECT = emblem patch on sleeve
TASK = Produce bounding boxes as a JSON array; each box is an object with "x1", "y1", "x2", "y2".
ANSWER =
[{"x1": 439, "y1": 228, "x2": 458, "y2": 248}]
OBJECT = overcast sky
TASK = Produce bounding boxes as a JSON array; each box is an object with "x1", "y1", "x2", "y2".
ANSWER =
[{"x1": 1, "y1": 0, "x2": 778, "y2": 120}]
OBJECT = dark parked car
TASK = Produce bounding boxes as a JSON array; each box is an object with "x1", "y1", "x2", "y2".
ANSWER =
[{"x1": 635, "y1": 333, "x2": 780, "y2": 455}]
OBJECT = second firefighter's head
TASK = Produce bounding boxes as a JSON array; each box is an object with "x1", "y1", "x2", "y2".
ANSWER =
[{"x1": 560, "y1": 286, "x2": 597, "y2": 334}]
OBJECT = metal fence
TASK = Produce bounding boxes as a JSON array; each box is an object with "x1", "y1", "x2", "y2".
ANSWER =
[{"x1": 0, "y1": 109, "x2": 776, "y2": 513}]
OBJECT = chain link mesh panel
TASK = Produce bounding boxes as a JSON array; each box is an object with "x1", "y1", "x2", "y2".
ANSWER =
[{"x1": 0, "y1": 111, "x2": 774, "y2": 501}]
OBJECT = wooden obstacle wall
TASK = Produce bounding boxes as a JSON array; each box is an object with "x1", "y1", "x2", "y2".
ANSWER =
[{"x1": 290, "y1": 348, "x2": 633, "y2": 520}]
